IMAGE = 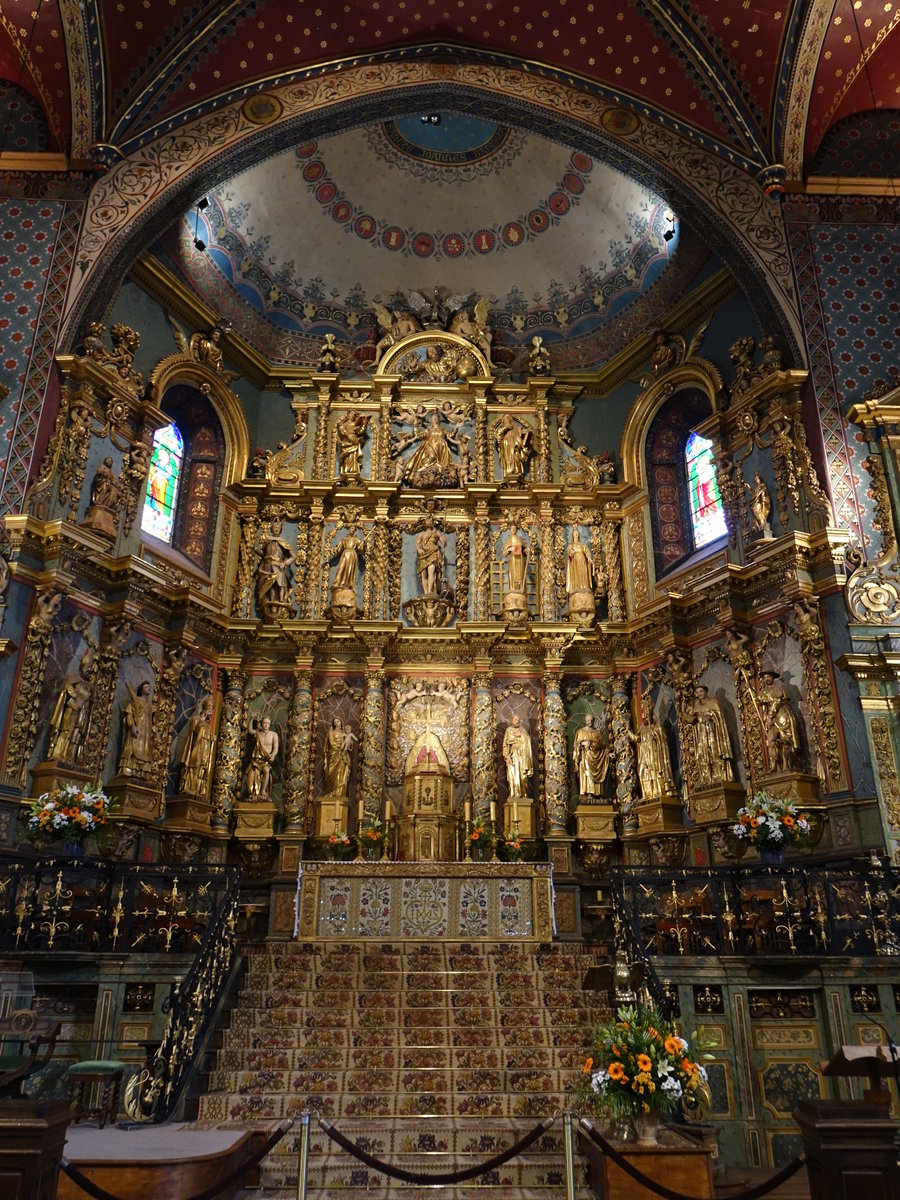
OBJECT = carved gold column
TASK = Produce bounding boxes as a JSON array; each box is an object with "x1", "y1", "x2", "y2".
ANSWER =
[
  {"x1": 456, "y1": 525, "x2": 470, "y2": 620},
  {"x1": 375, "y1": 381, "x2": 394, "y2": 480},
  {"x1": 601, "y1": 515, "x2": 626, "y2": 622},
  {"x1": 1, "y1": 587, "x2": 65, "y2": 789},
  {"x1": 283, "y1": 649, "x2": 316, "y2": 832},
  {"x1": 474, "y1": 396, "x2": 489, "y2": 483},
  {"x1": 312, "y1": 376, "x2": 335, "y2": 478},
  {"x1": 610, "y1": 675, "x2": 638, "y2": 834},
  {"x1": 473, "y1": 505, "x2": 491, "y2": 620},
  {"x1": 724, "y1": 628, "x2": 765, "y2": 797},
  {"x1": 357, "y1": 631, "x2": 393, "y2": 818},
  {"x1": 534, "y1": 390, "x2": 550, "y2": 484},
  {"x1": 789, "y1": 596, "x2": 848, "y2": 793},
  {"x1": 152, "y1": 647, "x2": 188, "y2": 792},
  {"x1": 305, "y1": 504, "x2": 325, "y2": 619},
  {"x1": 210, "y1": 668, "x2": 247, "y2": 831},
  {"x1": 542, "y1": 654, "x2": 569, "y2": 837},
  {"x1": 84, "y1": 620, "x2": 131, "y2": 779},
  {"x1": 539, "y1": 505, "x2": 557, "y2": 621},
  {"x1": 471, "y1": 662, "x2": 496, "y2": 821},
  {"x1": 233, "y1": 512, "x2": 259, "y2": 619}
]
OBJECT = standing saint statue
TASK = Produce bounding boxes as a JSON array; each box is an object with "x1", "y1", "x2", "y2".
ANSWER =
[
  {"x1": 566, "y1": 527, "x2": 596, "y2": 595},
  {"x1": 323, "y1": 716, "x2": 357, "y2": 798},
  {"x1": 573, "y1": 714, "x2": 608, "y2": 798},
  {"x1": 179, "y1": 696, "x2": 216, "y2": 797},
  {"x1": 257, "y1": 520, "x2": 295, "y2": 621},
  {"x1": 332, "y1": 523, "x2": 364, "y2": 592},
  {"x1": 758, "y1": 671, "x2": 802, "y2": 772},
  {"x1": 494, "y1": 413, "x2": 532, "y2": 481},
  {"x1": 747, "y1": 472, "x2": 773, "y2": 535},
  {"x1": 335, "y1": 411, "x2": 369, "y2": 479},
  {"x1": 688, "y1": 685, "x2": 734, "y2": 786},
  {"x1": 48, "y1": 650, "x2": 95, "y2": 764},
  {"x1": 416, "y1": 516, "x2": 447, "y2": 596},
  {"x1": 244, "y1": 715, "x2": 280, "y2": 801},
  {"x1": 502, "y1": 714, "x2": 533, "y2": 800},
  {"x1": 628, "y1": 694, "x2": 676, "y2": 801},
  {"x1": 118, "y1": 680, "x2": 154, "y2": 777},
  {"x1": 501, "y1": 524, "x2": 529, "y2": 595}
]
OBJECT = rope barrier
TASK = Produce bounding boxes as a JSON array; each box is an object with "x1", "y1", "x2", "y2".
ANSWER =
[
  {"x1": 59, "y1": 1118, "x2": 293, "y2": 1200},
  {"x1": 579, "y1": 1119, "x2": 807, "y2": 1200},
  {"x1": 318, "y1": 1114, "x2": 556, "y2": 1185}
]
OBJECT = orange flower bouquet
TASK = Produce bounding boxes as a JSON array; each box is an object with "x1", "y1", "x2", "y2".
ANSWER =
[
  {"x1": 571, "y1": 1003, "x2": 708, "y2": 1122},
  {"x1": 26, "y1": 783, "x2": 110, "y2": 845}
]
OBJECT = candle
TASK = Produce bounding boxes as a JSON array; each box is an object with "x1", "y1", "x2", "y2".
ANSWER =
[
  {"x1": 512, "y1": 800, "x2": 518, "y2": 825},
  {"x1": 385, "y1": 799, "x2": 392, "y2": 822},
  {"x1": 464, "y1": 798, "x2": 471, "y2": 823},
  {"x1": 357, "y1": 800, "x2": 365, "y2": 825},
  {"x1": 489, "y1": 801, "x2": 496, "y2": 824}
]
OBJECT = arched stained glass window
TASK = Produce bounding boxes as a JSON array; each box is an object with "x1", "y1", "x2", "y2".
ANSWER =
[
  {"x1": 685, "y1": 432, "x2": 727, "y2": 548},
  {"x1": 141, "y1": 423, "x2": 184, "y2": 543}
]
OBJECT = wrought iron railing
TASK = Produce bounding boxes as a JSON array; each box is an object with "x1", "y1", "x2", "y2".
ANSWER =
[
  {"x1": 610, "y1": 860, "x2": 900, "y2": 959},
  {"x1": 0, "y1": 853, "x2": 238, "y2": 954}
]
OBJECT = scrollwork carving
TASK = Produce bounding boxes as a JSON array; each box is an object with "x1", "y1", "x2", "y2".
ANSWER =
[{"x1": 1, "y1": 587, "x2": 66, "y2": 788}]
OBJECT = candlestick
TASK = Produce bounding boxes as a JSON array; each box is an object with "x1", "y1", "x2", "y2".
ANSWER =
[
  {"x1": 357, "y1": 800, "x2": 365, "y2": 825},
  {"x1": 464, "y1": 798, "x2": 471, "y2": 823}
]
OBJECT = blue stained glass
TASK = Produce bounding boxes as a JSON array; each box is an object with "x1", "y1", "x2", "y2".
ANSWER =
[
  {"x1": 141, "y1": 423, "x2": 183, "y2": 542},
  {"x1": 685, "y1": 432, "x2": 727, "y2": 548}
]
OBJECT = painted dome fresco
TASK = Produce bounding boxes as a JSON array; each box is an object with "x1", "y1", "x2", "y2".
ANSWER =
[{"x1": 159, "y1": 112, "x2": 691, "y2": 371}]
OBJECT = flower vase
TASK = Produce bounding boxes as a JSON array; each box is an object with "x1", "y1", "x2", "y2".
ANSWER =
[
  {"x1": 61, "y1": 841, "x2": 84, "y2": 858},
  {"x1": 632, "y1": 1109, "x2": 661, "y2": 1146},
  {"x1": 759, "y1": 846, "x2": 785, "y2": 867}
]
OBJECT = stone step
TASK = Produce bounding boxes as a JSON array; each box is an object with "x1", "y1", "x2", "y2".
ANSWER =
[
  {"x1": 199, "y1": 1091, "x2": 568, "y2": 1121},
  {"x1": 262, "y1": 1156, "x2": 586, "y2": 1190},
  {"x1": 247, "y1": 1188, "x2": 594, "y2": 1199},
  {"x1": 215, "y1": 1045, "x2": 586, "y2": 1072},
  {"x1": 212, "y1": 1066, "x2": 577, "y2": 1096}
]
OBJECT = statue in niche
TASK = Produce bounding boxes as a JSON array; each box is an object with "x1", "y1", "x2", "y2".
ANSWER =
[
  {"x1": 687, "y1": 685, "x2": 734, "y2": 786},
  {"x1": 82, "y1": 456, "x2": 120, "y2": 539},
  {"x1": 528, "y1": 336, "x2": 551, "y2": 375},
  {"x1": 494, "y1": 413, "x2": 532, "y2": 481},
  {"x1": 747, "y1": 472, "x2": 773, "y2": 537},
  {"x1": 393, "y1": 408, "x2": 464, "y2": 488},
  {"x1": 48, "y1": 650, "x2": 95, "y2": 764},
  {"x1": 404, "y1": 517, "x2": 455, "y2": 628},
  {"x1": 373, "y1": 305, "x2": 423, "y2": 364},
  {"x1": 332, "y1": 523, "x2": 364, "y2": 592},
  {"x1": 118, "y1": 680, "x2": 154, "y2": 778},
  {"x1": 335, "y1": 411, "x2": 369, "y2": 480},
  {"x1": 573, "y1": 714, "x2": 609, "y2": 799},
  {"x1": 503, "y1": 714, "x2": 534, "y2": 801},
  {"x1": 256, "y1": 520, "x2": 295, "y2": 622},
  {"x1": 628, "y1": 694, "x2": 676, "y2": 801},
  {"x1": 399, "y1": 342, "x2": 461, "y2": 383},
  {"x1": 244, "y1": 715, "x2": 280, "y2": 801},
  {"x1": 500, "y1": 523, "x2": 530, "y2": 624},
  {"x1": 758, "y1": 670, "x2": 803, "y2": 772},
  {"x1": 323, "y1": 716, "x2": 357, "y2": 799},
  {"x1": 179, "y1": 696, "x2": 216, "y2": 797},
  {"x1": 566, "y1": 527, "x2": 598, "y2": 626}
]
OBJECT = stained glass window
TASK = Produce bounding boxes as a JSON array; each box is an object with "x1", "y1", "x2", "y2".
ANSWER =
[
  {"x1": 141, "y1": 423, "x2": 183, "y2": 542},
  {"x1": 685, "y1": 432, "x2": 727, "y2": 548}
]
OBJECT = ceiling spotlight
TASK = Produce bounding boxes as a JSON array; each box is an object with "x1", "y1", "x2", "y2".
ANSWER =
[
  {"x1": 663, "y1": 210, "x2": 676, "y2": 242},
  {"x1": 420, "y1": 113, "x2": 441, "y2": 125},
  {"x1": 193, "y1": 236, "x2": 207, "y2": 252},
  {"x1": 193, "y1": 199, "x2": 209, "y2": 253},
  {"x1": 197, "y1": 196, "x2": 210, "y2": 211}
]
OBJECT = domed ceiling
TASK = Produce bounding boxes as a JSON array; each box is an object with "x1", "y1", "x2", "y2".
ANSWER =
[{"x1": 157, "y1": 112, "x2": 696, "y2": 371}]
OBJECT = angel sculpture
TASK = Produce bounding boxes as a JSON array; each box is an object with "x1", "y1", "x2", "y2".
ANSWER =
[
  {"x1": 168, "y1": 316, "x2": 240, "y2": 382},
  {"x1": 372, "y1": 305, "x2": 423, "y2": 364},
  {"x1": 639, "y1": 319, "x2": 710, "y2": 389},
  {"x1": 449, "y1": 297, "x2": 493, "y2": 366}
]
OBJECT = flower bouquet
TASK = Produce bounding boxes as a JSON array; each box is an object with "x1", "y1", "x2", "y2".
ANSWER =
[
  {"x1": 327, "y1": 829, "x2": 353, "y2": 860},
  {"x1": 25, "y1": 782, "x2": 110, "y2": 852},
  {"x1": 467, "y1": 820, "x2": 493, "y2": 861},
  {"x1": 358, "y1": 816, "x2": 384, "y2": 860},
  {"x1": 499, "y1": 833, "x2": 524, "y2": 862},
  {"x1": 571, "y1": 1003, "x2": 709, "y2": 1143},
  {"x1": 732, "y1": 792, "x2": 810, "y2": 862}
]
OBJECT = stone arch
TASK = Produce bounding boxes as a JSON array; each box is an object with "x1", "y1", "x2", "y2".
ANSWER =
[{"x1": 63, "y1": 60, "x2": 803, "y2": 356}]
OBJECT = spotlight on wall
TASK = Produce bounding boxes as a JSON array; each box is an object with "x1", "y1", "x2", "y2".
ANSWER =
[
  {"x1": 420, "y1": 113, "x2": 441, "y2": 125},
  {"x1": 663, "y1": 210, "x2": 675, "y2": 242},
  {"x1": 193, "y1": 198, "x2": 210, "y2": 252}
]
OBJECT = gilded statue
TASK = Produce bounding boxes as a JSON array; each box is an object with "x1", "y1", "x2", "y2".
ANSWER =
[
  {"x1": 416, "y1": 516, "x2": 448, "y2": 596},
  {"x1": 758, "y1": 671, "x2": 802, "y2": 772},
  {"x1": 573, "y1": 714, "x2": 608, "y2": 798},
  {"x1": 688, "y1": 685, "x2": 734, "y2": 786},
  {"x1": 628, "y1": 694, "x2": 676, "y2": 800},
  {"x1": 403, "y1": 343, "x2": 459, "y2": 383},
  {"x1": 566, "y1": 527, "x2": 595, "y2": 596},
  {"x1": 118, "y1": 680, "x2": 154, "y2": 777},
  {"x1": 748, "y1": 472, "x2": 772, "y2": 535},
  {"x1": 501, "y1": 524, "x2": 529, "y2": 595},
  {"x1": 503, "y1": 714, "x2": 533, "y2": 800},
  {"x1": 373, "y1": 305, "x2": 423, "y2": 363},
  {"x1": 257, "y1": 520, "x2": 295, "y2": 621},
  {"x1": 90, "y1": 456, "x2": 119, "y2": 509},
  {"x1": 179, "y1": 696, "x2": 216, "y2": 797},
  {"x1": 48, "y1": 650, "x2": 95, "y2": 764},
  {"x1": 528, "y1": 335, "x2": 551, "y2": 375},
  {"x1": 189, "y1": 324, "x2": 225, "y2": 372},
  {"x1": 323, "y1": 716, "x2": 357, "y2": 798},
  {"x1": 494, "y1": 413, "x2": 532, "y2": 481},
  {"x1": 394, "y1": 409, "x2": 463, "y2": 487},
  {"x1": 335, "y1": 411, "x2": 369, "y2": 479},
  {"x1": 244, "y1": 715, "x2": 280, "y2": 800},
  {"x1": 332, "y1": 523, "x2": 364, "y2": 592},
  {"x1": 449, "y1": 297, "x2": 492, "y2": 364},
  {"x1": 318, "y1": 333, "x2": 338, "y2": 372}
]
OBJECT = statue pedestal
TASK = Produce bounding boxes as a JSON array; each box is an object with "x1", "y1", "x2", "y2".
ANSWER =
[
  {"x1": 628, "y1": 792, "x2": 684, "y2": 837},
  {"x1": 316, "y1": 795, "x2": 349, "y2": 838},
  {"x1": 234, "y1": 800, "x2": 277, "y2": 840},
  {"x1": 567, "y1": 588, "x2": 596, "y2": 628},
  {"x1": 758, "y1": 770, "x2": 820, "y2": 804},
  {"x1": 29, "y1": 761, "x2": 95, "y2": 799},
  {"x1": 574, "y1": 802, "x2": 617, "y2": 843},
  {"x1": 81, "y1": 503, "x2": 118, "y2": 539},
  {"x1": 165, "y1": 792, "x2": 215, "y2": 834},
  {"x1": 501, "y1": 590, "x2": 529, "y2": 625},
  {"x1": 104, "y1": 775, "x2": 162, "y2": 823},
  {"x1": 690, "y1": 781, "x2": 745, "y2": 827},
  {"x1": 503, "y1": 803, "x2": 535, "y2": 839}
]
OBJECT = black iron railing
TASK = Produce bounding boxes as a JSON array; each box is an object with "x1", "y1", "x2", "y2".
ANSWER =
[
  {"x1": 0, "y1": 853, "x2": 239, "y2": 955},
  {"x1": 610, "y1": 860, "x2": 900, "y2": 959}
]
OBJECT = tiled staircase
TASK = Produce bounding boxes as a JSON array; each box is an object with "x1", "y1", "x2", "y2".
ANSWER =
[{"x1": 198, "y1": 939, "x2": 610, "y2": 1198}]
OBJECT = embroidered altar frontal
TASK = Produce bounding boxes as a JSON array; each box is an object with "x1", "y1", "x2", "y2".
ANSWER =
[{"x1": 296, "y1": 862, "x2": 554, "y2": 941}]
